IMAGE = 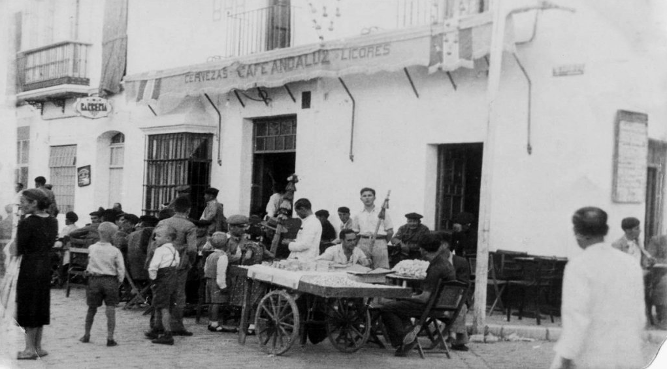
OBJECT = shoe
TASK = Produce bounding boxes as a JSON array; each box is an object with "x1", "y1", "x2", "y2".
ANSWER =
[
  {"x1": 17, "y1": 351, "x2": 38, "y2": 360},
  {"x1": 144, "y1": 330, "x2": 162, "y2": 339},
  {"x1": 152, "y1": 334, "x2": 174, "y2": 345},
  {"x1": 172, "y1": 330, "x2": 193, "y2": 336},
  {"x1": 36, "y1": 349, "x2": 48, "y2": 357},
  {"x1": 79, "y1": 335, "x2": 90, "y2": 343},
  {"x1": 107, "y1": 339, "x2": 118, "y2": 347},
  {"x1": 451, "y1": 343, "x2": 469, "y2": 351}
]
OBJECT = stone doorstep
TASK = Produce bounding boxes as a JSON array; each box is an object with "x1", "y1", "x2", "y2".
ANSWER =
[{"x1": 465, "y1": 323, "x2": 667, "y2": 344}]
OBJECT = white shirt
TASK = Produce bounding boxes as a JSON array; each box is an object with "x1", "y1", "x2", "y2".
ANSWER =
[
  {"x1": 553, "y1": 242, "x2": 645, "y2": 368},
  {"x1": 148, "y1": 243, "x2": 180, "y2": 280},
  {"x1": 288, "y1": 214, "x2": 322, "y2": 261},
  {"x1": 317, "y1": 244, "x2": 370, "y2": 267},
  {"x1": 265, "y1": 193, "x2": 282, "y2": 218},
  {"x1": 352, "y1": 206, "x2": 393, "y2": 236}
]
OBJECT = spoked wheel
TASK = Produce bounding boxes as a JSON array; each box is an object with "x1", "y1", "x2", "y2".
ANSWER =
[
  {"x1": 254, "y1": 290, "x2": 300, "y2": 355},
  {"x1": 325, "y1": 298, "x2": 371, "y2": 353}
]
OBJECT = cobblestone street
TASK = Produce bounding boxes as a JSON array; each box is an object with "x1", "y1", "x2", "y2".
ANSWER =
[{"x1": 1, "y1": 287, "x2": 664, "y2": 369}]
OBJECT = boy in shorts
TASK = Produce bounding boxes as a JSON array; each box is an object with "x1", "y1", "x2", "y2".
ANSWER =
[
  {"x1": 80, "y1": 222, "x2": 125, "y2": 347},
  {"x1": 204, "y1": 232, "x2": 235, "y2": 332},
  {"x1": 147, "y1": 225, "x2": 180, "y2": 345}
]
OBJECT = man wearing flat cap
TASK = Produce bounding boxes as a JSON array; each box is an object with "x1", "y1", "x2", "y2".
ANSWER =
[
  {"x1": 612, "y1": 217, "x2": 652, "y2": 268},
  {"x1": 391, "y1": 212, "x2": 430, "y2": 261},
  {"x1": 226, "y1": 215, "x2": 263, "y2": 266},
  {"x1": 200, "y1": 187, "x2": 227, "y2": 235}
]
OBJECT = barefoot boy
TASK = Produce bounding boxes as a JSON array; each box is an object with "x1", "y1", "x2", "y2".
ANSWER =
[
  {"x1": 147, "y1": 225, "x2": 180, "y2": 345},
  {"x1": 80, "y1": 222, "x2": 125, "y2": 347}
]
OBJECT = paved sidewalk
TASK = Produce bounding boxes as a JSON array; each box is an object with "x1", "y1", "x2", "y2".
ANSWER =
[{"x1": 1, "y1": 287, "x2": 665, "y2": 368}]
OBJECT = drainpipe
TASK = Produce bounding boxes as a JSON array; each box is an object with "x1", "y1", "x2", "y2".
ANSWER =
[
  {"x1": 204, "y1": 93, "x2": 223, "y2": 166},
  {"x1": 338, "y1": 78, "x2": 356, "y2": 162},
  {"x1": 512, "y1": 52, "x2": 532, "y2": 155}
]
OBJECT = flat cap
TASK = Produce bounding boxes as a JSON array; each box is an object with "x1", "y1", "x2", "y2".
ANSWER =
[
  {"x1": 175, "y1": 185, "x2": 190, "y2": 193},
  {"x1": 405, "y1": 212, "x2": 423, "y2": 220},
  {"x1": 315, "y1": 209, "x2": 329, "y2": 218},
  {"x1": 204, "y1": 187, "x2": 219, "y2": 196},
  {"x1": 89, "y1": 211, "x2": 101, "y2": 217},
  {"x1": 249, "y1": 215, "x2": 262, "y2": 225},
  {"x1": 139, "y1": 215, "x2": 159, "y2": 227},
  {"x1": 227, "y1": 214, "x2": 249, "y2": 225},
  {"x1": 337, "y1": 207, "x2": 350, "y2": 214}
]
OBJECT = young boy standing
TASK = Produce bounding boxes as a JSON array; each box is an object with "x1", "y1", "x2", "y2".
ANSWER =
[
  {"x1": 80, "y1": 222, "x2": 125, "y2": 347},
  {"x1": 147, "y1": 225, "x2": 180, "y2": 345},
  {"x1": 204, "y1": 232, "x2": 234, "y2": 332}
]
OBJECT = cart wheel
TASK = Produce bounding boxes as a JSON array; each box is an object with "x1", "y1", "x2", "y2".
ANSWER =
[
  {"x1": 255, "y1": 290, "x2": 300, "y2": 355},
  {"x1": 326, "y1": 298, "x2": 371, "y2": 353}
]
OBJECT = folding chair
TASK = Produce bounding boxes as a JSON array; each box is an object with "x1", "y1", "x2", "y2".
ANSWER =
[
  {"x1": 402, "y1": 280, "x2": 470, "y2": 359},
  {"x1": 505, "y1": 256, "x2": 559, "y2": 325}
]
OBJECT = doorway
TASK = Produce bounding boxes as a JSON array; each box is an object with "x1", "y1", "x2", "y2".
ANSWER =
[
  {"x1": 250, "y1": 116, "x2": 297, "y2": 217},
  {"x1": 435, "y1": 143, "x2": 483, "y2": 231}
]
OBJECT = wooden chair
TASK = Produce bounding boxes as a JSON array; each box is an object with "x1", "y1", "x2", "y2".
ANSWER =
[
  {"x1": 66, "y1": 247, "x2": 89, "y2": 297},
  {"x1": 504, "y1": 256, "x2": 559, "y2": 325},
  {"x1": 488, "y1": 250, "x2": 528, "y2": 316},
  {"x1": 402, "y1": 280, "x2": 470, "y2": 359}
]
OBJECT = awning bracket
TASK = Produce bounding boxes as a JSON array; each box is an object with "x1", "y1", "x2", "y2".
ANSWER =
[
  {"x1": 512, "y1": 52, "x2": 532, "y2": 155},
  {"x1": 233, "y1": 89, "x2": 246, "y2": 108},
  {"x1": 284, "y1": 85, "x2": 296, "y2": 103},
  {"x1": 446, "y1": 72, "x2": 457, "y2": 91},
  {"x1": 338, "y1": 77, "x2": 356, "y2": 162},
  {"x1": 403, "y1": 68, "x2": 420, "y2": 98},
  {"x1": 257, "y1": 87, "x2": 269, "y2": 106},
  {"x1": 204, "y1": 93, "x2": 223, "y2": 166},
  {"x1": 147, "y1": 105, "x2": 157, "y2": 116}
]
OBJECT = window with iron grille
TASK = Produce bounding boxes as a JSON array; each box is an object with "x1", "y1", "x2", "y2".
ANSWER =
[
  {"x1": 16, "y1": 126, "x2": 30, "y2": 187},
  {"x1": 253, "y1": 116, "x2": 296, "y2": 153},
  {"x1": 144, "y1": 133, "x2": 212, "y2": 218},
  {"x1": 49, "y1": 145, "x2": 77, "y2": 214}
]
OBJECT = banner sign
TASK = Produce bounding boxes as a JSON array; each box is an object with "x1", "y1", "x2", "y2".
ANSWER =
[
  {"x1": 612, "y1": 110, "x2": 648, "y2": 203},
  {"x1": 124, "y1": 13, "x2": 497, "y2": 108},
  {"x1": 73, "y1": 97, "x2": 112, "y2": 119}
]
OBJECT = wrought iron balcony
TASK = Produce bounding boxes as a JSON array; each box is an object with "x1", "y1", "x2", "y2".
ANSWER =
[
  {"x1": 16, "y1": 41, "x2": 91, "y2": 94},
  {"x1": 225, "y1": 4, "x2": 295, "y2": 58}
]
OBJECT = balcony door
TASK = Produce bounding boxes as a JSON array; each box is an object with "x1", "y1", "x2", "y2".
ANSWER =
[
  {"x1": 266, "y1": 0, "x2": 291, "y2": 51},
  {"x1": 108, "y1": 133, "x2": 125, "y2": 207}
]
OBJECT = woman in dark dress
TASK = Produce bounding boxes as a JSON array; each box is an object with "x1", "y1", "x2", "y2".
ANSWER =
[{"x1": 14, "y1": 189, "x2": 58, "y2": 360}]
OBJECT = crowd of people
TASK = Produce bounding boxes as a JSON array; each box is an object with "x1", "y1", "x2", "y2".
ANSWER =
[{"x1": 4, "y1": 176, "x2": 666, "y2": 365}]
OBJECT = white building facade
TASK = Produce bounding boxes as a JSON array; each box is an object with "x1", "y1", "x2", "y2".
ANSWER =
[{"x1": 7, "y1": 0, "x2": 666, "y2": 259}]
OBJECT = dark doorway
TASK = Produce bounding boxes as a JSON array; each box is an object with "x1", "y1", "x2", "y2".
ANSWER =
[
  {"x1": 250, "y1": 116, "x2": 297, "y2": 217},
  {"x1": 435, "y1": 143, "x2": 483, "y2": 231}
]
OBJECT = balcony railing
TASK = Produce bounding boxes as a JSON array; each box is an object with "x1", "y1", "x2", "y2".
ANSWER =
[
  {"x1": 17, "y1": 41, "x2": 91, "y2": 93},
  {"x1": 225, "y1": 4, "x2": 295, "y2": 58},
  {"x1": 396, "y1": 0, "x2": 489, "y2": 28}
]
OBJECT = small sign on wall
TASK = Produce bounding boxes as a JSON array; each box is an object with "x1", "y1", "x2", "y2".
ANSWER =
[
  {"x1": 612, "y1": 110, "x2": 648, "y2": 203},
  {"x1": 552, "y1": 64, "x2": 585, "y2": 77},
  {"x1": 77, "y1": 165, "x2": 91, "y2": 187},
  {"x1": 73, "y1": 97, "x2": 112, "y2": 119}
]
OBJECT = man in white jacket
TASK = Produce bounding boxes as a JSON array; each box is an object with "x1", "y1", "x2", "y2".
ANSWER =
[
  {"x1": 282, "y1": 198, "x2": 322, "y2": 262},
  {"x1": 552, "y1": 207, "x2": 646, "y2": 368}
]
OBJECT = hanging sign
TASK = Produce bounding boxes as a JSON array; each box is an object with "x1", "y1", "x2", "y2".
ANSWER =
[
  {"x1": 77, "y1": 165, "x2": 91, "y2": 187},
  {"x1": 73, "y1": 97, "x2": 112, "y2": 119}
]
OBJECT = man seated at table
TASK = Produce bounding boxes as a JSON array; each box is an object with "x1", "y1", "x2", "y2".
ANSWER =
[
  {"x1": 317, "y1": 229, "x2": 370, "y2": 267},
  {"x1": 390, "y1": 212, "x2": 431, "y2": 263},
  {"x1": 378, "y1": 233, "x2": 456, "y2": 356}
]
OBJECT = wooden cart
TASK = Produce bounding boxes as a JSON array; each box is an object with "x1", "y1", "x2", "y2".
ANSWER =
[{"x1": 237, "y1": 265, "x2": 412, "y2": 355}]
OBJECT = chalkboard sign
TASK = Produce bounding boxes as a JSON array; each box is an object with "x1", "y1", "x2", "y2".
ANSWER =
[{"x1": 612, "y1": 110, "x2": 648, "y2": 203}]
